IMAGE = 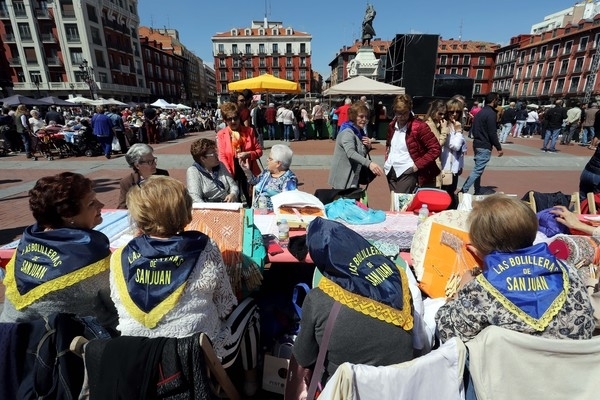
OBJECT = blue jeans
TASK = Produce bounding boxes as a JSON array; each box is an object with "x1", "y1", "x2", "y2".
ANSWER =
[
  {"x1": 461, "y1": 148, "x2": 492, "y2": 194},
  {"x1": 582, "y1": 127, "x2": 594, "y2": 144},
  {"x1": 543, "y1": 128, "x2": 561, "y2": 150},
  {"x1": 267, "y1": 123, "x2": 277, "y2": 140},
  {"x1": 96, "y1": 134, "x2": 113, "y2": 156},
  {"x1": 514, "y1": 120, "x2": 526, "y2": 137},
  {"x1": 562, "y1": 123, "x2": 580, "y2": 144},
  {"x1": 499, "y1": 123, "x2": 512, "y2": 143},
  {"x1": 283, "y1": 124, "x2": 292, "y2": 141},
  {"x1": 580, "y1": 168, "x2": 600, "y2": 199},
  {"x1": 332, "y1": 121, "x2": 339, "y2": 139}
]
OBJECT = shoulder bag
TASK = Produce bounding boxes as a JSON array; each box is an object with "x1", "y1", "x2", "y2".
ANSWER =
[
  {"x1": 358, "y1": 154, "x2": 376, "y2": 186},
  {"x1": 284, "y1": 301, "x2": 341, "y2": 400}
]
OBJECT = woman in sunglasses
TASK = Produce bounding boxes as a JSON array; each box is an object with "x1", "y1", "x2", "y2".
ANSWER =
[
  {"x1": 217, "y1": 102, "x2": 263, "y2": 206},
  {"x1": 440, "y1": 98, "x2": 467, "y2": 207},
  {"x1": 117, "y1": 143, "x2": 169, "y2": 209}
]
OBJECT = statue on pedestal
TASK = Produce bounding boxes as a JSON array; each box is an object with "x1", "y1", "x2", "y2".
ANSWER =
[{"x1": 362, "y1": 3, "x2": 376, "y2": 46}]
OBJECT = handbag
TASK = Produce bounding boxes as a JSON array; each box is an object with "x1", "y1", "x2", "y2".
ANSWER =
[
  {"x1": 441, "y1": 170, "x2": 453, "y2": 186},
  {"x1": 284, "y1": 302, "x2": 341, "y2": 400},
  {"x1": 358, "y1": 154, "x2": 376, "y2": 185}
]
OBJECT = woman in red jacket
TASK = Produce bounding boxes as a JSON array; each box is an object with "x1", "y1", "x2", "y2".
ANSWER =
[
  {"x1": 384, "y1": 94, "x2": 441, "y2": 193},
  {"x1": 217, "y1": 102, "x2": 263, "y2": 205}
]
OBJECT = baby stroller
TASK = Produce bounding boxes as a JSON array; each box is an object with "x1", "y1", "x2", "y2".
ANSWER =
[
  {"x1": 72, "y1": 127, "x2": 103, "y2": 157},
  {"x1": 31, "y1": 129, "x2": 74, "y2": 160}
]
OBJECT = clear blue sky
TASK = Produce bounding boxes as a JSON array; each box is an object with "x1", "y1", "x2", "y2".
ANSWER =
[{"x1": 138, "y1": 1, "x2": 575, "y2": 77}]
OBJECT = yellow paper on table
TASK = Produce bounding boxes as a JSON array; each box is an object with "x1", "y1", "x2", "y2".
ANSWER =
[{"x1": 418, "y1": 222, "x2": 480, "y2": 299}]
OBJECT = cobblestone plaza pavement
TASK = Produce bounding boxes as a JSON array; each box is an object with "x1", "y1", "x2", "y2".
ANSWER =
[{"x1": 0, "y1": 131, "x2": 592, "y2": 245}]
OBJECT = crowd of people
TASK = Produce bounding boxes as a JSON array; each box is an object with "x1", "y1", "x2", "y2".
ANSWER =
[
  {"x1": 0, "y1": 103, "x2": 220, "y2": 159},
  {"x1": 4, "y1": 89, "x2": 600, "y2": 398}
]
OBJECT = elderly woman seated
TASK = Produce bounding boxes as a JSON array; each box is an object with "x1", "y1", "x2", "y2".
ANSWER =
[
  {"x1": 186, "y1": 138, "x2": 239, "y2": 203},
  {"x1": 435, "y1": 194, "x2": 595, "y2": 343},
  {"x1": 118, "y1": 143, "x2": 169, "y2": 209},
  {"x1": 240, "y1": 144, "x2": 298, "y2": 210},
  {"x1": 294, "y1": 218, "x2": 414, "y2": 384},
  {"x1": 0, "y1": 172, "x2": 117, "y2": 332},
  {"x1": 110, "y1": 176, "x2": 260, "y2": 395}
]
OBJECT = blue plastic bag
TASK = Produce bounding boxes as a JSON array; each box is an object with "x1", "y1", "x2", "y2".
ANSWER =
[{"x1": 325, "y1": 198, "x2": 386, "y2": 225}]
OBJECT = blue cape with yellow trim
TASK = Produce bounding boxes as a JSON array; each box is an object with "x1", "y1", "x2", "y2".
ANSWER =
[
  {"x1": 478, "y1": 243, "x2": 568, "y2": 329},
  {"x1": 118, "y1": 232, "x2": 209, "y2": 314},
  {"x1": 4, "y1": 224, "x2": 110, "y2": 309},
  {"x1": 308, "y1": 216, "x2": 412, "y2": 304}
]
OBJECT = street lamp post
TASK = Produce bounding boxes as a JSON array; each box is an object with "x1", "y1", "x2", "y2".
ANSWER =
[
  {"x1": 79, "y1": 59, "x2": 96, "y2": 99},
  {"x1": 32, "y1": 75, "x2": 40, "y2": 98},
  {"x1": 180, "y1": 83, "x2": 186, "y2": 102}
]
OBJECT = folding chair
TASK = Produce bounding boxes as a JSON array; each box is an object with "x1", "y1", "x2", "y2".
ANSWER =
[
  {"x1": 389, "y1": 191, "x2": 415, "y2": 212},
  {"x1": 587, "y1": 192, "x2": 598, "y2": 214},
  {"x1": 70, "y1": 333, "x2": 241, "y2": 400},
  {"x1": 527, "y1": 190, "x2": 579, "y2": 213}
]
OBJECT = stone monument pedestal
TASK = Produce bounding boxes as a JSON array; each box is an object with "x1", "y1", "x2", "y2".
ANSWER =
[{"x1": 347, "y1": 46, "x2": 381, "y2": 78}]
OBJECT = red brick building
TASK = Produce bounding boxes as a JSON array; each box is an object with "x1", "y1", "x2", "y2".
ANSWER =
[
  {"x1": 436, "y1": 39, "x2": 500, "y2": 97},
  {"x1": 212, "y1": 19, "x2": 313, "y2": 99}
]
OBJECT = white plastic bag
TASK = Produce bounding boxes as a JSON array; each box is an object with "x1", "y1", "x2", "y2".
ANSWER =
[{"x1": 111, "y1": 135, "x2": 121, "y2": 152}]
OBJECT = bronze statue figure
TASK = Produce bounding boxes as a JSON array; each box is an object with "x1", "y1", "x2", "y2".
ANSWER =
[{"x1": 362, "y1": 3, "x2": 376, "y2": 46}]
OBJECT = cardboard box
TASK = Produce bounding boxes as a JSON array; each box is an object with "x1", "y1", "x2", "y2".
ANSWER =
[{"x1": 262, "y1": 354, "x2": 290, "y2": 394}]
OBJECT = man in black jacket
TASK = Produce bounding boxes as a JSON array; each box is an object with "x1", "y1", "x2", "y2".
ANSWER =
[
  {"x1": 499, "y1": 102, "x2": 517, "y2": 144},
  {"x1": 44, "y1": 106, "x2": 64, "y2": 126},
  {"x1": 542, "y1": 99, "x2": 568, "y2": 152},
  {"x1": 459, "y1": 92, "x2": 503, "y2": 195}
]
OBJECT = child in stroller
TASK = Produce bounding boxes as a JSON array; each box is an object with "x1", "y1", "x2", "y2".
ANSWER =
[
  {"x1": 72, "y1": 122, "x2": 104, "y2": 157},
  {"x1": 32, "y1": 125, "x2": 74, "y2": 160}
]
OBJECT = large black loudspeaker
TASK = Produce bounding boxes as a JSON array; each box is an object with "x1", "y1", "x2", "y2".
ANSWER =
[
  {"x1": 385, "y1": 34, "x2": 439, "y2": 97},
  {"x1": 434, "y1": 74, "x2": 474, "y2": 98}
]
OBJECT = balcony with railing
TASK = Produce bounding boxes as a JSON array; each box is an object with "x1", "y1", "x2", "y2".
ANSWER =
[
  {"x1": 66, "y1": 35, "x2": 81, "y2": 43},
  {"x1": 558, "y1": 68, "x2": 568, "y2": 75},
  {"x1": 2, "y1": 33, "x2": 16, "y2": 42},
  {"x1": 0, "y1": 8, "x2": 9, "y2": 18},
  {"x1": 8, "y1": 57, "x2": 21, "y2": 66},
  {"x1": 40, "y1": 33, "x2": 56, "y2": 42},
  {"x1": 47, "y1": 57, "x2": 62, "y2": 66},
  {"x1": 25, "y1": 58, "x2": 38, "y2": 65},
  {"x1": 61, "y1": 9, "x2": 76, "y2": 19},
  {"x1": 14, "y1": 9, "x2": 27, "y2": 18},
  {"x1": 35, "y1": 8, "x2": 50, "y2": 18},
  {"x1": 20, "y1": 34, "x2": 33, "y2": 42}
]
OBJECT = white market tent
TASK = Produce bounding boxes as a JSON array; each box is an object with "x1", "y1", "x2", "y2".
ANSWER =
[
  {"x1": 176, "y1": 103, "x2": 192, "y2": 110},
  {"x1": 66, "y1": 96, "x2": 95, "y2": 105},
  {"x1": 324, "y1": 75, "x2": 405, "y2": 96},
  {"x1": 150, "y1": 98, "x2": 177, "y2": 109}
]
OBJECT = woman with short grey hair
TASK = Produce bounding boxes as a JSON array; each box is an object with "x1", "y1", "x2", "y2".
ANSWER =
[
  {"x1": 117, "y1": 143, "x2": 169, "y2": 208},
  {"x1": 269, "y1": 143, "x2": 293, "y2": 170},
  {"x1": 240, "y1": 144, "x2": 298, "y2": 210}
]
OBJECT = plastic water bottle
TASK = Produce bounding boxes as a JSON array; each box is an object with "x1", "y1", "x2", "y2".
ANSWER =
[
  {"x1": 257, "y1": 193, "x2": 268, "y2": 215},
  {"x1": 278, "y1": 219, "x2": 290, "y2": 248},
  {"x1": 418, "y1": 204, "x2": 429, "y2": 225}
]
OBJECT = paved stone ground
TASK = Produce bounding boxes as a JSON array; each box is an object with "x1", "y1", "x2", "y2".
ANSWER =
[
  {"x1": 0, "y1": 129, "x2": 593, "y2": 399},
  {"x1": 0, "y1": 130, "x2": 591, "y2": 244}
]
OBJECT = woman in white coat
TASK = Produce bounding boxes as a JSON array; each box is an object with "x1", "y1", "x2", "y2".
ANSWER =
[{"x1": 441, "y1": 98, "x2": 467, "y2": 208}]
